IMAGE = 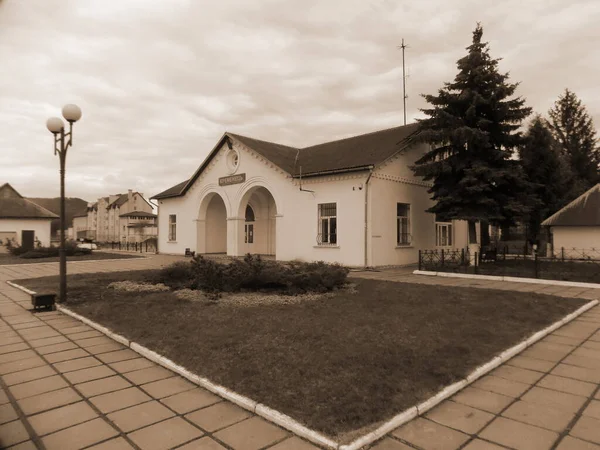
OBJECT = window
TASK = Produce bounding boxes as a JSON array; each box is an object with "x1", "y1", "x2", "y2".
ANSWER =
[
  {"x1": 168, "y1": 214, "x2": 177, "y2": 241},
  {"x1": 397, "y1": 203, "x2": 411, "y2": 245},
  {"x1": 435, "y1": 215, "x2": 453, "y2": 247},
  {"x1": 245, "y1": 205, "x2": 254, "y2": 244},
  {"x1": 318, "y1": 203, "x2": 337, "y2": 245}
]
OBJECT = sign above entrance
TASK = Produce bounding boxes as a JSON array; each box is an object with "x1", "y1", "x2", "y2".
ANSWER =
[{"x1": 219, "y1": 173, "x2": 246, "y2": 186}]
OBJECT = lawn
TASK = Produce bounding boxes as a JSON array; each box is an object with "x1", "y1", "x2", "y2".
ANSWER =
[
  {"x1": 19, "y1": 271, "x2": 585, "y2": 442},
  {"x1": 0, "y1": 252, "x2": 143, "y2": 265}
]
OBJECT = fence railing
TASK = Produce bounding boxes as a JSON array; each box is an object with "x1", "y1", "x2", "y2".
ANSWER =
[
  {"x1": 419, "y1": 246, "x2": 600, "y2": 284},
  {"x1": 100, "y1": 240, "x2": 158, "y2": 254}
]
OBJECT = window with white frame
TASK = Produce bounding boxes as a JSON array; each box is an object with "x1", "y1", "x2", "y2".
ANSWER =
[
  {"x1": 168, "y1": 214, "x2": 177, "y2": 241},
  {"x1": 396, "y1": 203, "x2": 411, "y2": 245},
  {"x1": 318, "y1": 203, "x2": 337, "y2": 245},
  {"x1": 435, "y1": 214, "x2": 453, "y2": 247}
]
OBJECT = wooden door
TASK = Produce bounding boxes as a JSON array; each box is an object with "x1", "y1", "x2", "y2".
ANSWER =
[{"x1": 21, "y1": 230, "x2": 35, "y2": 251}]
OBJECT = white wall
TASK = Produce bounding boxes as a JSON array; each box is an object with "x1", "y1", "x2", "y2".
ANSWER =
[
  {"x1": 551, "y1": 227, "x2": 600, "y2": 252},
  {"x1": 0, "y1": 219, "x2": 53, "y2": 247}
]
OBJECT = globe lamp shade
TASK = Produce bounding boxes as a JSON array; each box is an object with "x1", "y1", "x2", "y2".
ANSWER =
[
  {"x1": 62, "y1": 104, "x2": 82, "y2": 123},
  {"x1": 46, "y1": 117, "x2": 65, "y2": 134}
]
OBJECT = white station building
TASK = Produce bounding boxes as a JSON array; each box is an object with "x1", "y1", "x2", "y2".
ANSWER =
[{"x1": 152, "y1": 123, "x2": 472, "y2": 267}]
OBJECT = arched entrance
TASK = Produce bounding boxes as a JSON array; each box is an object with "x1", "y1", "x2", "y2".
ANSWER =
[
  {"x1": 197, "y1": 193, "x2": 227, "y2": 254},
  {"x1": 238, "y1": 186, "x2": 277, "y2": 256}
]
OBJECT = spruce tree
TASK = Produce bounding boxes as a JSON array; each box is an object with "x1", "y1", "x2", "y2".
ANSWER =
[
  {"x1": 519, "y1": 116, "x2": 571, "y2": 241},
  {"x1": 548, "y1": 89, "x2": 600, "y2": 197},
  {"x1": 413, "y1": 24, "x2": 532, "y2": 243}
]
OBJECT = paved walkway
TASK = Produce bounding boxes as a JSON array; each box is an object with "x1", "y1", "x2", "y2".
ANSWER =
[{"x1": 0, "y1": 257, "x2": 598, "y2": 449}]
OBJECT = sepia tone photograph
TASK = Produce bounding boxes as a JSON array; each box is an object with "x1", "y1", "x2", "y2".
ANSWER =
[{"x1": 0, "y1": 0, "x2": 599, "y2": 449}]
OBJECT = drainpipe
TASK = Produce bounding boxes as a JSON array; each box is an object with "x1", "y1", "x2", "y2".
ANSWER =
[{"x1": 364, "y1": 168, "x2": 374, "y2": 267}]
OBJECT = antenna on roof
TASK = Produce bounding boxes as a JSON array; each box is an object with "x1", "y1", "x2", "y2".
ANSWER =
[{"x1": 397, "y1": 38, "x2": 409, "y2": 126}]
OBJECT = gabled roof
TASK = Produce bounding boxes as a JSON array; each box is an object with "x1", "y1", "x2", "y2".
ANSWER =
[
  {"x1": 109, "y1": 194, "x2": 129, "y2": 208},
  {"x1": 542, "y1": 184, "x2": 600, "y2": 227},
  {"x1": 0, "y1": 183, "x2": 59, "y2": 219},
  {"x1": 152, "y1": 123, "x2": 420, "y2": 200},
  {"x1": 119, "y1": 211, "x2": 157, "y2": 218}
]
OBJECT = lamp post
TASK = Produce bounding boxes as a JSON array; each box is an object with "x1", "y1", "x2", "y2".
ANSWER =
[{"x1": 46, "y1": 104, "x2": 82, "y2": 304}]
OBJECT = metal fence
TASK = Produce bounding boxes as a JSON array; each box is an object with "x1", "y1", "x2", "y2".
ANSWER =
[
  {"x1": 419, "y1": 246, "x2": 600, "y2": 284},
  {"x1": 100, "y1": 239, "x2": 158, "y2": 254}
]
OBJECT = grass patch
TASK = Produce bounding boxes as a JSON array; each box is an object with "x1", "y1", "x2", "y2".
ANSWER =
[
  {"x1": 0, "y1": 252, "x2": 143, "y2": 266},
  {"x1": 19, "y1": 271, "x2": 585, "y2": 442}
]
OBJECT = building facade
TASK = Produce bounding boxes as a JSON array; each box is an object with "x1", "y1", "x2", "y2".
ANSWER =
[
  {"x1": 74, "y1": 190, "x2": 157, "y2": 243},
  {"x1": 152, "y1": 124, "x2": 472, "y2": 267},
  {"x1": 0, "y1": 183, "x2": 58, "y2": 249}
]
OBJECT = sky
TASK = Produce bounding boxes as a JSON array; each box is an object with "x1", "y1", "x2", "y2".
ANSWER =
[{"x1": 0, "y1": 0, "x2": 598, "y2": 202}]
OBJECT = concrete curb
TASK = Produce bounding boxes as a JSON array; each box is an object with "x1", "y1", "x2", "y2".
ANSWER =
[
  {"x1": 6, "y1": 279, "x2": 597, "y2": 450},
  {"x1": 413, "y1": 270, "x2": 600, "y2": 289}
]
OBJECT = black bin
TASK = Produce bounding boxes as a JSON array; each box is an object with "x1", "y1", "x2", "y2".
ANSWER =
[{"x1": 31, "y1": 293, "x2": 56, "y2": 311}]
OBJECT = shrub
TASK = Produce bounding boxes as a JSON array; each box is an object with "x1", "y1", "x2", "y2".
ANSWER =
[
  {"x1": 156, "y1": 254, "x2": 350, "y2": 295},
  {"x1": 18, "y1": 241, "x2": 92, "y2": 259}
]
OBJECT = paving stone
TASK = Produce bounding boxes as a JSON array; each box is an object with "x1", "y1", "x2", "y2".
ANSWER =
[
  {"x1": 480, "y1": 416, "x2": 558, "y2": 450},
  {"x1": 491, "y1": 365, "x2": 545, "y2": 384},
  {"x1": 87, "y1": 437, "x2": 136, "y2": 449},
  {"x1": 41, "y1": 417, "x2": 119, "y2": 450},
  {"x1": 61, "y1": 325, "x2": 94, "y2": 335},
  {"x1": 542, "y1": 335, "x2": 581, "y2": 347},
  {"x1": 267, "y1": 436, "x2": 322, "y2": 450},
  {"x1": 45, "y1": 348, "x2": 89, "y2": 363},
  {"x1": 75, "y1": 375, "x2": 132, "y2": 397},
  {"x1": 64, "y1": 365, "x2": 116, "y2": 384},
  {"x1": 0, "y1": 336, "x2": 24, "y2": 346},
  {"x1": 107, "y1": 401, "x2": 175, "y2": 433},
  {"x1": 451, "y1": 386, "x2": 514, "y2": 414},
  {"x1": 85, "y1": 342, "x2": 126, "y2": 355},
  {"x1": 471, "y1": 375, "x2": 531, "y2": 398},
  {"x1": 68, "y1": 330, "x2": 103, "y2": 341},
  {"x1": 18, "y1": 387, "x2": 81, "y2": 416},
  {"x1": 9, "y1": 375, "x2": 68, "y2": 400},
  {"x1": 552, "y1": 364, "x2": 600, "y2": 384},
  {"x1": 502, "y1": 399, "x2": 575, "y2": 432},
  {"x1": 0, "y1": 388, "x2": 8, "y2": 405},
  {"x1": 2, "y1": 365, "x2": 56, "y2": 386},
  {"x1": 571, "y1": 416, "x2": 600, "y2": 444},
  {"x1": 392, "y1": 417, "x2": 469, "y2": 450},
  {"x1": 123, "y1": 366, "x2": 174, "y2": 385},
  {"x1": 583, "y1": 401, "x2": 600, "y2": 421},
  {"x1": 0, "y1": 356, "x2": 46, "y2": 375},
  {"x1": 128, "y1": 416, "x2": 204, "y2": 450},
  {"x1": 214, "y1": 416, "x2": 288, "y2": 450},
  {"x1": 537, "y1": 374, "x2": 597, "y2": 397},
  {"x1": 426, "y1": 400, "x2": 495, "y2": 434},
  {"x1": 28, "y1": 336, "x2": 69, "y2": 348},
  {"x1": 572, "y1": 347, "x2": 600, "y2": 361},
  {"x1": 53, "y1": 356, "x2": 102, "y2": 373},
  {"x1": 521, "y1": 387, "x2": 587, "y2": 414},
  {"x1": 0, "y1": 350, "x2": 37, "y2": 364},
  {"x1": 96, "y1": 349, "x2": 139, "y2": 364},
  {"x1": 140, "y1": 376, "x2": 195, "y2": 399},
  {"x1": 36, "y1": 342, "x2": 78, "y2": 355},
  {"x1": 161, "y1": 388, "x2": 221, "y2": 414},
  {"x1": 91, "y1": 387, "x2": 152, "y2": 414},
  {"x1": 556, "y1": 435, "x2": 600, "y2": 449},
  {"x1": 563, "y1": 355, "x2": 600, "y2": 370},
  {"x1": 521, "y1": 346, "x2": 569, "y2": 363},
  {"x1": 462, "y1": 440, "x2": 507, "y2": 450},
  {"x1": 78, "y1": 337, "x2": 116, "y2": 348},
  {"x1": 177, "y1": 437, "x2": 229, "y2": 450},
  {"x1": 0, "y1": 343, "x2": 29, "y2": 355},
  {"x1": 0, "y1": 403, "x2": 18, "y2": 425},
  {"x1": 7, "y1": 440, "x2": 38, "y2": 450},
  {"x1": 185, "y1": 402, "x2": 251, "y2": 432},
  {"x1": 0, "y1": 420, "x2": 30, "y2": 447},
  {"x1": 110, "y1": 358, "x2": 156, "y2": 373},
  {"x1": 582, "y1": 341, "x2": 600, "y2": 352},
  {"x1": 28, "y1": 401, "x2": 98, "y2": 436}
]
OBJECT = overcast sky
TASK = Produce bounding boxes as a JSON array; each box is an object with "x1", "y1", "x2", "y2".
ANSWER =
[{"x1": 0, "y1": 0, "x2": 598, "y2": 202}]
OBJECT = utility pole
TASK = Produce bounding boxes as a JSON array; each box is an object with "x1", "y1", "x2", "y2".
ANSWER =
[{"x1": 398, "y1": 39, "x2": 408, "y2": 125}]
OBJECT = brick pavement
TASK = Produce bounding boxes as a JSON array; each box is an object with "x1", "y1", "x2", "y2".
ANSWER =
[{"x1": 0, "y1": 257, "x2": 598, "y2": 449}]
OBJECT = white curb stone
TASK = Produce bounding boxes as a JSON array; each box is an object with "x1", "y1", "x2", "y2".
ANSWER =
[
  {"x1": 498, "y1": 342, "x2": 527, "y2": 362},
  {"x1": 254, "y1": 404, "x2": 339, "y2": 449},
  {"x1": 6, "y1": 281, "x2": 36, "y2": 295},
  {"x1": 466, "y1": 357, "x2": 503, "y2": 383},
  {"x1": 416, "y1": 380, "x2": 469, "y2": 415}
]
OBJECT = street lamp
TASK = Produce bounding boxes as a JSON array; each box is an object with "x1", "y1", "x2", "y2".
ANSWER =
[{"x1": 46, "y1": 104, "x2": 82, "y2": 304}]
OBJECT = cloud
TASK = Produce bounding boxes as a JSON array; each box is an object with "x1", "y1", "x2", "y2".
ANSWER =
[{"x1": 0, "y1": 0, "x2": 598, "y2": 202}]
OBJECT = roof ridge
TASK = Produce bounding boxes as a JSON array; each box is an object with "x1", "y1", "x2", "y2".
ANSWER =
[
  {"x1": 227, "y1": 132, "x2": 298, "y2": 150},
  {"x1": 300, "y1": 122, "x2": 419, "y2": 151}
]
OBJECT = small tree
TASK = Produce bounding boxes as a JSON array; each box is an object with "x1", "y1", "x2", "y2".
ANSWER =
[
  {"x1": 548, "y1": 89, "x2": 600, "y2": 198},
  {"x1": 413, "y1": 24, "x2": 533, "y2": 244},
  {"x1": 519, "y1": 116, "x2": 572, "y2": 242}
]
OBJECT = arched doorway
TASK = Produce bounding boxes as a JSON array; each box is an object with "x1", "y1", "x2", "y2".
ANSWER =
[
  {"x1": 197, "y1": 193, "x2": 227, "y2": 254},
  {"x1": 238, "y1": 186, "x2": 277, "y2": 256}
]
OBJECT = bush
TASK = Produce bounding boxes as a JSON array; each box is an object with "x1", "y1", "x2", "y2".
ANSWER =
[
  {"x1": 156, "y1": 254, "x2": 350, "y2": 295},
  {"x1": 18, "y1": 241, "x2": 92, "y2": 259}
]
